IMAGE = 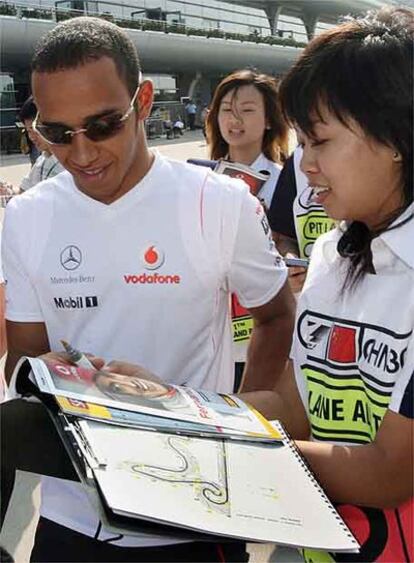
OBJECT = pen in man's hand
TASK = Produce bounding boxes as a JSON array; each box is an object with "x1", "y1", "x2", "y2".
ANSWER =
[{"x1": 60, "y1": 339, "x2": 96, "y2": 371}]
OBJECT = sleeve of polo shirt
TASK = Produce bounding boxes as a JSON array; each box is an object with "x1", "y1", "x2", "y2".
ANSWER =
[
  {"x1": 389, "y1": 336, "x2": 414, "y2": 419},
  {"x1": 267, "y1": 155, "x2": 297, "y2": 239},
  {"x1": 2, "y1": 202, "x2": 44, "y2": 322},
  {"x1": 228, "y1": 190, "x2": 287, "y2": 309}
]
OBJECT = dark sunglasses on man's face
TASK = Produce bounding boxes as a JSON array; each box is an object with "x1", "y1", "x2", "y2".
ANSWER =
[{"x1": 32, "y1": 83, "x2": 140, "y2": 146}]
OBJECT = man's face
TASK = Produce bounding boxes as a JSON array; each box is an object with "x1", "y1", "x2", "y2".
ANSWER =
[
  {"x1": 96, "y1": 371, "x2": 169, "y2": 399},
  {"x1": 32, "y1": 57, "x2": 153, "y2": 204}
]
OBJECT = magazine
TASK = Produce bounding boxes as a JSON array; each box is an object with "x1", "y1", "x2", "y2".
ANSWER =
[
  {"x1": 214, "y1": 160, "x2": 270, "y2": 196},
  {"x1": 11, "y1": 356, "x2": 281, "y2": 441}
]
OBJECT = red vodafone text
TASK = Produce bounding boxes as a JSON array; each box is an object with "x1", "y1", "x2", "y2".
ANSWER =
[{"x1": 124, "y1": 273, "x2": 181, "y2": 284}]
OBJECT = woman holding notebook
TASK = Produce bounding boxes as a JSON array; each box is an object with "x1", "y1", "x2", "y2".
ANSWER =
[{"x1": 244, "y1": 7, "x2": 413, "y2": 562}]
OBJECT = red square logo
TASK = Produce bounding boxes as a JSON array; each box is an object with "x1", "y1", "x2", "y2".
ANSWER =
[{"x1": 327, "y1": 325, "x2": 357, "y2": 363}]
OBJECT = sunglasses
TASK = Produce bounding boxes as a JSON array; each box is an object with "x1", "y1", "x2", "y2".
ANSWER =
[{"x1": 33, "y1": 82, "x2": 140, "y2": 146}]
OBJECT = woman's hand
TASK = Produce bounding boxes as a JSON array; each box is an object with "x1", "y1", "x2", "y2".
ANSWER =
[{"x1": 286, "y1": 252, "x2": 307, "y2": 294}]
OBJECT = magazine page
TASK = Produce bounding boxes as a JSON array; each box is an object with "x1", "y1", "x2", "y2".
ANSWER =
[
  {"x1": 23, "y1": 357, "x2": 281, "y2": 438},
  {"x1": 55, "y1": 396, "x2": 278, "y2": 443},
  {"x1": 8, "y1": 356, "x2": 43, "y2": 398},
  {"x1": 214, "y1": 160, "x2": 269, "y2": 196},
  {"x1": 80, "y1": 421, "x2": 359, "y2": 552}
]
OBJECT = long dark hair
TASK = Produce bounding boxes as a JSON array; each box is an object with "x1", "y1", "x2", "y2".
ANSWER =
[
  {"x1": 207, "y1": 69, "x2": 289, "y2": 164},
  {"x1": 280, "y1": 7, "x2": 413, "y2": 288}
]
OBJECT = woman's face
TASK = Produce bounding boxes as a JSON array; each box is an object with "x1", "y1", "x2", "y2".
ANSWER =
[
  {"x1": 96, "y1": 371, "x2": 169, "y2": 399},
  {"x1": 218, "y1": 84, "x2": 267, "y2": 153},
  {"x1": 298, "y1": 107, "x2": 404, "y2": 229}
]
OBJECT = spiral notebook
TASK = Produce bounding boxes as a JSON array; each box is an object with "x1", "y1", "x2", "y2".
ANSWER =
[{"x1": 70, "y1": 419, "x2": 359, "y2": 552}]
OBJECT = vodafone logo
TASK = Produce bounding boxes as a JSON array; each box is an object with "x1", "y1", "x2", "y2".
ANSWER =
[
  {"x1": 124, "y1": 273, "x2": 180, "y2": 284},
  {"x1": 142, "y1": 244, "x2": 164, "y2": 270},
  {"x1": 124, "y1": 243, "x2": 181, "y2": 285}
]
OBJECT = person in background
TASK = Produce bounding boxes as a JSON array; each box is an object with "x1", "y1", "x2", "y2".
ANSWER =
[
  {"x1": 172, "y1": 117, "x2": 184, "y2": 138},
  {"x1": 20, "y1": 136, "x2": 65, "y2": 192},
  {"x1": 244, "y1": 7, "x2": 413, "y2": 562},
  {"x1": 268, "y1": 146, "x2": 336, "y2": 293},
  {"x1": 10, "y1": 98, "x2": 65, "y2": 193},
  {"x1": 206, "y1": 69, "x2": 290, "y2": 389},
  {"x1": 18, "y1": 96, "x2": 40, "y2": 166},
  {"x1": 185, "y1": 99, "x2": 197, "y2": 130},
  {"x1": 206, "y1": 68, "x2": 289, "y2": 213},
  {"x1": 201, "y1": 104, "x2": 209, "y2": 138}
]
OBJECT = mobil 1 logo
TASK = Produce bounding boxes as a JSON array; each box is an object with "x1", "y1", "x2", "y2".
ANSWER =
[{"x1": 54, "y1": 296, "x2": 98, "y2": 310}]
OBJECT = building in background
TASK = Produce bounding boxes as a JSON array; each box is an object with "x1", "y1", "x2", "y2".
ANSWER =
[{"x1": 0, "y1": 0, "x2": 402, "y2": 152}]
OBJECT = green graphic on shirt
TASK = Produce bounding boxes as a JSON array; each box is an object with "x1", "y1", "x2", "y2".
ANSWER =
[
  {"x1": 232, "y1": 317, "x2": 253, "y2": 343},
  {"x1": 296, "y1": 212, "x2": 336, "y2": 258},
  {"x1": 303, "y1": 367, "x2": 390, "y2": 444},
  {"x1": 302, "y1": 548, "x2": 335, "y2": 563}
]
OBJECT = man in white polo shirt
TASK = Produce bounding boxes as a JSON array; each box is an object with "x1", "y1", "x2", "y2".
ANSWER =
[{"x1": 1, "y1": 16, "x2": 294, "y2": 562}]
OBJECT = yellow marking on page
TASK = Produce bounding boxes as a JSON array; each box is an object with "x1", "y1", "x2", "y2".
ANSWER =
[
  {"x1": 56, "y1": 396, "x2": 111, "y2": 419},
  {"x1": 246, "y1": 404, "x2": 283, "y2": 440}
]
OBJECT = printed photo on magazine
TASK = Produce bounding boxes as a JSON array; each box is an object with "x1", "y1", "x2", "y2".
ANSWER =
[
  {"x1": 214, "y1": 160, "x2": 269, "y2": 196},
  {"x1": 11, "y1": 356, "x2": 281, "y2": 439}
]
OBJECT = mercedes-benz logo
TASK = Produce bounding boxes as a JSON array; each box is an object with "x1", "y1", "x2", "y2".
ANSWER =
[{"x1": 60, "y1": 245, "x2": 82, "y2": 271}]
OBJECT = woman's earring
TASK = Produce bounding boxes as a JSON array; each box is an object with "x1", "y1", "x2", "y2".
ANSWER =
[{"x1": 393, "y1": 151, "x2": 402, "y2": 162}]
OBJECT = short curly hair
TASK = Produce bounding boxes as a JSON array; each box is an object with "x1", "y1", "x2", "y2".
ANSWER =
[{"x1": 31, "y1": 16, "x2": 141, "y2": 96}]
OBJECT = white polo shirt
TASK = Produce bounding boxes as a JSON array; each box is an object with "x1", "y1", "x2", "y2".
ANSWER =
[
  {"x1": 3, "y1": 151, "x2": 287, "y2": 545},
  {"x1": 292, "y1": 205, "x2": 414, "y2": 561}
]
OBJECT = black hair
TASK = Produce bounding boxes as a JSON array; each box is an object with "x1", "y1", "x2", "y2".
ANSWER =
[
  {"x1": 18, "y1": 95, "x2": 37, "y2": 122},
  {"x1": 280, "y1": 7, "x2": 413, "y2": 288},
  {"x1": 207, "y1": 68, "x2": 289, "y2": 163},
  {"x1": 31, "y1": 17, "x2": 141, "y2": 96}
]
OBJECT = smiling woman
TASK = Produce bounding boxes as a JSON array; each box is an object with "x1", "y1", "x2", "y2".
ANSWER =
[
  {"x1": 243, "y1": 7, "x2": 414, "y2": 563},
  {"x1": 279, "y1": 8, "x2": 413, "y2": 288}
]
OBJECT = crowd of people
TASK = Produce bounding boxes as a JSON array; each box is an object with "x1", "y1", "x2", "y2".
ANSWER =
[{"x1": 0, "y1": 5, "x2": 413, "y2": 563}]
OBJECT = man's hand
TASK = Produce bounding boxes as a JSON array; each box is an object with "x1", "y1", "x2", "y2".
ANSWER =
[
  {"x1": 100, "y1": 360, "x2": 164, "y2": 384},
  {"x1": 39, "y1": 351, "x2": 106, "y2": 371},
  {"x1": 5, "y1": 321, "x2": 50, "y2": 383},
  {"x1": 40, "y1": 354, "x2": 163, "y2": 384}
]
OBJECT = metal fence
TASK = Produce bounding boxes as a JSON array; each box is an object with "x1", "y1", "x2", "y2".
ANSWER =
[{"x1": 145, "y1": 101, "x2": 187, "y2": 139}]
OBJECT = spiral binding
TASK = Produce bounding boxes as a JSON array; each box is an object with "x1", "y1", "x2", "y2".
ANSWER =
[{"x1": 274, "y1": 420, "x2": 358, "y2": 545}]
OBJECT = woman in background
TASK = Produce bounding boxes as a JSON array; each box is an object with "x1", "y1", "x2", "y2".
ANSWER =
[
  {"x1": 206, "y1": 69, "x2": 290, "y2": 390},
  {"x1": 206, "y1": 68, "x2": 289, "y2": 212}
]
